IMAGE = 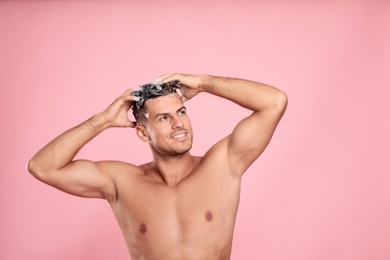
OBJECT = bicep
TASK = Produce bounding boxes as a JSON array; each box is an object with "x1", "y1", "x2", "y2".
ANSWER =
[
  {"x1": 227, "y1": 110, "x2": 284, "y2": 175},
  {"x1": 41, "y1": 160, "x2": 116, "y2": 200}
]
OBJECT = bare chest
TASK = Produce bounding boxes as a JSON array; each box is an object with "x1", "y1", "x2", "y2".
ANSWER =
[{"x1": 110, "y1": 168, "x2": 241, "y2": 254}]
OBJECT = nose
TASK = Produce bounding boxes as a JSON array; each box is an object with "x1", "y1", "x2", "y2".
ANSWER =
[{"x1": 172, "y1": 116, "x2": 184, "y2": 128}]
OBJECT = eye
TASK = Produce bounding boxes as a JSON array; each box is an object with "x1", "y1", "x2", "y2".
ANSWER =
[
  {"x1": 159, "y1": 116, "x2": 168, "y2": 121},
  {"x1": 178, "y1": 109, "x2": 186, "y2": 116}
]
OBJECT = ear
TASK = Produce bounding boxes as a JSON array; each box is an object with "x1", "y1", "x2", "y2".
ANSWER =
[{"x1": 135, "y1": 125, "x2": 150, "y2": 142}]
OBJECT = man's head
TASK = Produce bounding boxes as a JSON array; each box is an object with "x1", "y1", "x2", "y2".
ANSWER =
[
  {"x1": 132, "y1": 80, "x2": 193, "y2": 156},
  {"x1": 132, "y1": 80, "x2": 181, "y2": 125}
]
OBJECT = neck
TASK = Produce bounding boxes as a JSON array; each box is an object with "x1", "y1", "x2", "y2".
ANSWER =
[{"x1": 150, "y1": 152, "x2": 197, "y2": 187}]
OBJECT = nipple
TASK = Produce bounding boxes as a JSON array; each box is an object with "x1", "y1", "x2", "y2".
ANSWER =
[
  {"x1": 205, "y1": 211, "x2": 213, "y2": 222},
  {"x1": 139, "y1": 223, "x2": 147, "y2": 233}
]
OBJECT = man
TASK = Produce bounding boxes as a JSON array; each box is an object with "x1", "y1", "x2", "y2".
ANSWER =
[{"x1": 28, "y1": 73, "x2": 287, "y2": 260}]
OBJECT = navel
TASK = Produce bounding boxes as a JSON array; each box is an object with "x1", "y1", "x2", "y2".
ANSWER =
[
  {"x1": 139, "y1": 223, "x2": 147, "y2": 233},
  {"x1": 205, "y1": 211, "x2": 213, "y2": 222}
]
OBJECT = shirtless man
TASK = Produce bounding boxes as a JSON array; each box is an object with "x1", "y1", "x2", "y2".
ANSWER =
[{"x1": 28, "y1": 73, "x2": 287, "y2": 260}]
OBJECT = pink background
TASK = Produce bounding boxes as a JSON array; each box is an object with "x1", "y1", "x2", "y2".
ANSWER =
[{"x1": 1, "y1": 1, "x2": 389, "y2": 259}]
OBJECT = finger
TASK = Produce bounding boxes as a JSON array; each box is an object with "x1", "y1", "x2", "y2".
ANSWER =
[
  {"x1": 121, "y1": 88, "x2": 135, "y2": 96},
  {"x1": 152, "y1": 74, "x2": 175, "y2": 84},
  {"x1": 121, "y1": 93, "x2": 140, "y2": 102}
]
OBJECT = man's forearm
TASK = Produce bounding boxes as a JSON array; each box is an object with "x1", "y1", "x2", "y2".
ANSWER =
[
  {"x1": 28, "y1": 113, "x2": 109, "y2": 176},
  {"x1": 200, "y1": 75, "x2": 287, "y2": 113}
]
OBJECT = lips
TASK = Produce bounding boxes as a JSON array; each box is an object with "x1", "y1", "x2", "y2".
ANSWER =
[
  {"x1": 172, "y1": 133, "x2": 186, "y2": 139},
  {"x1": 170, "y1": 131, "x2": 187, "y2": 139}
]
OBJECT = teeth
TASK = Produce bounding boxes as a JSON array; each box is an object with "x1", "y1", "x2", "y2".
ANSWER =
[{"x1": 173, "y1": 133, "x2": 185, "y2": 139}]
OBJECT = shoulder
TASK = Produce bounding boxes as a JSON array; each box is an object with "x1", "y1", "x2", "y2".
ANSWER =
[
  {"x1": 202, "y1": 137, "x2": 229, "y2": 161},
  {"x1": 199, "y1": 137, "x2": 230, "y2": 170},
  {"x1": 199, "y1": 136, "x2": 244, "y2": 177},
  {"x1": 98, "y1": 161, "x2": 148, "y2": 199}
]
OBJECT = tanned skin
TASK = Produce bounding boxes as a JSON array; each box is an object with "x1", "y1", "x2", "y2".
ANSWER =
[{"x1": 28, "y1": 74, "x2": 287, "y2": 260}]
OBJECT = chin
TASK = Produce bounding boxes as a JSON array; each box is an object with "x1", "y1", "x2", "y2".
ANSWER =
[
  {"x1": 173, "y1": 145, "x2": 192, "y2": 155},
  {"x1": 170, "y1": 143, "x2": 193, "y2": 156}
]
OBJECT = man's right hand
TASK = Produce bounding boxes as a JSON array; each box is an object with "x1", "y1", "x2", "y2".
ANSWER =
[{"x1": 101, "y1": 88, "x2": 138, "y2": 128}]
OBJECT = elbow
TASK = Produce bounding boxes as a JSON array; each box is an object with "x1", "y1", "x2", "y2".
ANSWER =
[
  {"x1": 274, "y1": 91, "x2": 288, "y2": 116},
  {"x1": 27, "y1": 158, "x2": 39, "y2": 178},
  {"x1": 27, "y1": 158, "x2": 48, "y2": 182}
]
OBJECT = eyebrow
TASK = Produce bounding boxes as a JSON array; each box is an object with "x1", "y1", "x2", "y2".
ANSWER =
[{"x1": 155, "y1": 106, "x2": 186, "y2": 119}]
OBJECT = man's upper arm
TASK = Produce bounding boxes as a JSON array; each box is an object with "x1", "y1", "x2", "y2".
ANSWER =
[
  {"x1": 36, "y1": 160, "x2": 117, "y2": 201},
  {"x1": 227, "y1": 107, "x2": 286, "y2": 176}
]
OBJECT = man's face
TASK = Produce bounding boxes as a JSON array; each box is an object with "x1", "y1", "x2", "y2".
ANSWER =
[{"x1": 139, "y1": 94, "x2": 193, "y2": 156}]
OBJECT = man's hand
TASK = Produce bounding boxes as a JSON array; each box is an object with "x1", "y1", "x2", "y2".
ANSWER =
[
  {"x1": 154, "y1": 74, "x2": 206, "y2": 102},
  {"x1": 101, "y1": 88, "x2": 138, "y2": 128}
]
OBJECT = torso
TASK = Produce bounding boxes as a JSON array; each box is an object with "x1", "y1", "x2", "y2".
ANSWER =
[{"x1": 107, "y1": 152, "x2": 242, "y2": 260}]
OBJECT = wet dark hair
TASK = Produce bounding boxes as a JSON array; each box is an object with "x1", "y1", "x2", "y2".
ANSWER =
[{"x1": 132, "y1": 79, "x2": 181, "y2": 124}]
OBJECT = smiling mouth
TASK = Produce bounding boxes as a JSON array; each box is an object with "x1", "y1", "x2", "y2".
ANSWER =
[{"x1": 171, "y1": 133, "x2": 186, "y2": 139}]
